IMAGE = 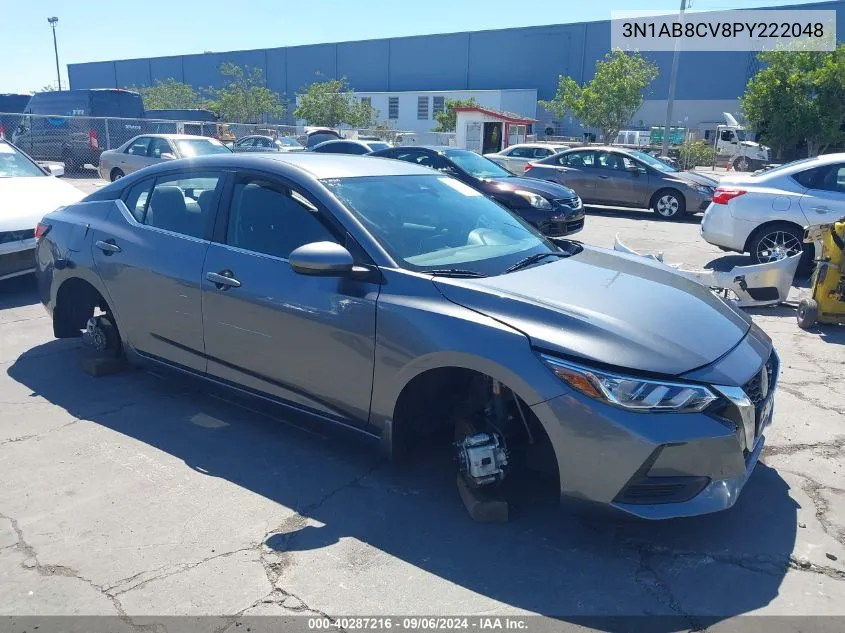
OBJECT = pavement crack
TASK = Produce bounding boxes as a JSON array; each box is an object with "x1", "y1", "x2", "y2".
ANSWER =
[
  {"x1": 0, "y1": 509, "x2": 157, "y2": 631},
  {"x1": 764, "y1": 436, "x2": 845, "y2": 458},
  {"x1": 633, "y1": 545, "x2": 702, "y2": 630},
  {"x1": 0, "y1": 419, "x2": 80, "y2": 447}
]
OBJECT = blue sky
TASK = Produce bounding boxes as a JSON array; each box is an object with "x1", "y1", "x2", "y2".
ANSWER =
[{"x1": 1, "y1": 0, "x2": 830, "y2": 93}]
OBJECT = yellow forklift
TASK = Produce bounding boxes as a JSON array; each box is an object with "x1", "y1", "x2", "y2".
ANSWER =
[{"x1": 797, "y1": 218, "x2": 845, "y2": 329}]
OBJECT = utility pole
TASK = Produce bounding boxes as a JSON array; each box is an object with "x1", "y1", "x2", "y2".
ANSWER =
[
  {"x1": 47, "y1": 17, "x2": 61, "y2": 91},
  {"x1": 660, "y1": 0, "x2": 686, "y2": 157}
]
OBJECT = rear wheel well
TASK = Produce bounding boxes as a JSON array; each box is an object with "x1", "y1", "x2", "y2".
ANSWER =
[
  {"x1": 391, "y1": 367, "x2": 559, "y2": 487},
  {"x1": 743, "y1": 220, "x2": 805, "y2": 253},
  {"x1": 53, "y1": 278, "x2": 111, "y2": 338}
]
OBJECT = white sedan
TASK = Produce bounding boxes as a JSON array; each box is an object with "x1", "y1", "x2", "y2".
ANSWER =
[
  {"x1": 0, "y1": 141, "x2": 83, "y2": 281},
  {"x1": 701, "y1": 153, "x2": 845, "y2": 267},
  {"x1": 484, "y1": 143, "x2": 570, "y2": 173}
]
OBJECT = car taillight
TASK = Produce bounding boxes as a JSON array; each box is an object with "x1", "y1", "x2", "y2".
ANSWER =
[
  {"x1": 34, "y1": 222, "x2": 51, "y2": 240},
  {"x1": 524, "y1": 163, "x2": 535, "y2": 173},
  {"x1": 0, "y1": 124, "x2": 5, "y2": 139},
  {"x1": 712, "y1": 187, "x2": 747, "y2": 205},
  {"x1": 89, "y1": 129, "x2": 99, "y2": 150}
]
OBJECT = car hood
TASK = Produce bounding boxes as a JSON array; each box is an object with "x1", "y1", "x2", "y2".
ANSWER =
[
  {"x1": 0, "y1": 176, "x2": 84, "y2": 231},
  {"x1": 433, "y1": 246, "x2": 752, "y2": 376},
  {"x1": 664, "y1": 171, "x2": 718, "y2": 188},
  {"x1": 487, "y1": 176, "x2": 577, "y2": 198}
]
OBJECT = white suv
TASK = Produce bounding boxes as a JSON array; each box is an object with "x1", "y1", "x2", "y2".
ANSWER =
[{"x1": 701, "y1": 153, "x2": 845, "y2": 267}]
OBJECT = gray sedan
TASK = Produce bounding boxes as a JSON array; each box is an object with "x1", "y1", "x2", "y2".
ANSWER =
[
  {"x1": 525, "y1": 146, "x2": 717, "y2": 220},
  {"x1": 97, "y1": 134, "x2": 232, "y2": 181},
  {"x1": 36, "y1": 152, "x2": 776, "y2": 519}
]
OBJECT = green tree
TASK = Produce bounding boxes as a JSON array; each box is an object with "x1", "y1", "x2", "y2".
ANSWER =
[
  {"x1": 677, "y1": 139, "x2": 716, "y2": 169},
  {"x1": 741, "y1": 44, "x2": 845, "y2": 157},
  {"x1": 205, "y1": 63, "x2": 285, "y2": 123},
  {"x1": 433, "y1": 97, "x2": 478, "y2": 132},
  {"x1": 131, "y1": 78, "x2": 199, "y2": 110},
  {"x1": 540, "y1": 50, "x2": 659, "y2": 144},
  {"x1": 294, "y1": 76, "x2": 377, "y2": 128}
]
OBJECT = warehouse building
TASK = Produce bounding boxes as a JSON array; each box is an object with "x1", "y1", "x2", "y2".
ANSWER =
[{"x1": 67, "y1": 0, "x2": 844, "y2": 138}]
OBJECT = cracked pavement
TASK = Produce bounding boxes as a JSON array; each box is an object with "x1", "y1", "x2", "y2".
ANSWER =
[{"x1": 1, "y1": 200, "x2": 845, "y2": 631}]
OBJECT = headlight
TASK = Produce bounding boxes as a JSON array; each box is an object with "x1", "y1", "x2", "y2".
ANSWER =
[
  {"x1": 540, "y1": 355, "x2": 717, "y2": 413},
  {"x1": 514, "y1": 190, "x2": 553, "y2": 210},
  {"x1": 692, "y1": 184, "x2": 712, "y2": 195}
]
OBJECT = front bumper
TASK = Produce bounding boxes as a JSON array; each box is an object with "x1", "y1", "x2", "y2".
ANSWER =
[
  {"x1": 529, "y1": 346, "x2": 777, "y2": 520},
  {"x1": 523, "y1": 200, "x2": 586, "y2": 237},
  {"x1": 684, "y1": 188, "x2": 714, "y2": 213},
  {"x1": 0, "y1": 238, "x2": 36, "y2": 281}
]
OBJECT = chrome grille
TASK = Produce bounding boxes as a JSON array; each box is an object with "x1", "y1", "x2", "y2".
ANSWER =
[
  {"x1": 743, "y1": 351, "x2": 778, "y2": 406},
  {"x1": 553, "y1": 196, "x2": 581, "y2": 209},
  {"x1": 0, "y1": 229, "x2": 34, "y2": 244}
]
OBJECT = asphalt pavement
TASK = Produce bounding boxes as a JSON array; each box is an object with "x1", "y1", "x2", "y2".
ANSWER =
[{"x1": 0, "y1": 174, "x2": 843, "y2": 630}]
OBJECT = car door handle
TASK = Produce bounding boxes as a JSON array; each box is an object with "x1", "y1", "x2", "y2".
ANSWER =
[
  {"x1": 206, "y1": 270, "x2": 241, "y2": 289},
  {"x1": 95, "y1": 239, "x2": 121, "y2": 254},
  {"x1": 810, "y1": 206, "x2": 832, "y2": 213},
  {"x1": 598, "y1": 175, "x2": 610, "y2": 179}
]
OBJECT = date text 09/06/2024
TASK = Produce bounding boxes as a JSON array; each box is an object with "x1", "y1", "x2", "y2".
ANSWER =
[{"x1": 308, "y1": 617, "x2": 529, "y2": 630}]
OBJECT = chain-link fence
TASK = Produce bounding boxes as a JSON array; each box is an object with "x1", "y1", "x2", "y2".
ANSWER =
[{"x1": 0, "y1": 113, "x2": 444, "y2": 174}]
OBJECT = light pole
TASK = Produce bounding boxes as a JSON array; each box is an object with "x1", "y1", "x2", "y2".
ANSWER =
[
  {"x1": 660, "y1": 0, "x2": 686, "y2": 158},
  {"x1": 47, "y1": 17, "x2": 61, "y2": 91}
]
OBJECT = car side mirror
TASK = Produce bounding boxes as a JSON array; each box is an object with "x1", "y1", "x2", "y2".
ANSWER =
[
  {"x1": 626, "y1": 165, "x2": 643, "y2": 175},
  {"x1": 45, "y1": 163, "x2": 64, "y2": 177},
  {"x1": 160, "y1": 152, "x2": 176, "y2": 160},
  {"x1": 289, "y1": 242, "x2": 354, "y2": 276}
]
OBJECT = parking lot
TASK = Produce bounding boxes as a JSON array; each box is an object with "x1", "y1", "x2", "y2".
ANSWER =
[{"x1": 2, "y1": 174, "x2": 845, "y2": 629}]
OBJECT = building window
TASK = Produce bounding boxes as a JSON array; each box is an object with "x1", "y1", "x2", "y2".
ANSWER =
[
  {"x1": 432, "y1": 96, "x2": 445, "y2": 115},
  {"x1": 361, "y1": 97, "x2": 371, "y2": 108},
  {"x1": 388, "y1": 97, "x2": 399, "y2": 120},
  {"x1": 417, "y1": 96, "x2": 429, "y2": 120}
]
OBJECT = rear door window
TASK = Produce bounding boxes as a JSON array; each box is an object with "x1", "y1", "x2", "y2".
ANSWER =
[
  {"x1": 143, "y1": 172, "x2": 224, "y2": 238},
  {"x1": 149, "y1": 138, "x2": 173, "y2": 159},
  {"x1": 559, "y1": 151, "x2": 594, "y2": 167}
]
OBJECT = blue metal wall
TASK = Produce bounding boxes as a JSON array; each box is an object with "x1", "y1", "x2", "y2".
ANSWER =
[{"x1": 68, "y1": 0, "x2": 844, "y2": 121}]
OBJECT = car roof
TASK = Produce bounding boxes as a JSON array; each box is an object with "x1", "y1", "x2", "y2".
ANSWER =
[
  {"x1": 140, "y1": 133, "x2": 216, "y2": 141},
  {"x1": 109, "y1": 152, "x2": 436, "y2": 180},
  {"x1": 386, "y1": 145, "x2": 460, "y2": 153}
]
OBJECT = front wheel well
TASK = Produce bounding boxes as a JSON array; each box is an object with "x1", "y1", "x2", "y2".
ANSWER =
[
  {"x1": 53, "y1": 278, "x2": 111, "y2": 338},
  {"x1": 391, "y1": 367, "x2": 559, "y2": 485},
  {"x1": 648, "y1": 187, "x2": 684, "y2": 210}
]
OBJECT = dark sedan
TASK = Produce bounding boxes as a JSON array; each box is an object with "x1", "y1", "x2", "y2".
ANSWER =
[
  {"x1": 370, "y1": 145, "x2": 584, "y2": 237},
  {"x1": 524, "y1": 146, "x2": 716, "y2": 220}
]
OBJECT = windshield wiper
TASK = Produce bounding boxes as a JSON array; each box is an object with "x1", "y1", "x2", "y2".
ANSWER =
[
  {"x1": 503, "y1": 252, "x2": 571, "y2": 274},
  {"x1": 427, "y1": 269, "x2": 487, "y2": 278}
]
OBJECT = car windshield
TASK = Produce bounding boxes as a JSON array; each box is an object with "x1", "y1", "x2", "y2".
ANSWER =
[
  {"x1": 366, "y1": 142, "x2": 390, "y2": 152},
  {"x1": 628, "y1": 149, "x2": 678, "y2": 173},
  {"x1": 278, "y1": 137, "x2": 302, "y2": 147},
  {"x1": 0, "y1": 143, "x2": 45, "y2": 178},
  {"x1": 175, "y1": 139, "x2": 232, "y2": 157},
  {"x1": 323, "y1": 174, "x2": 559, "y2": 275},
  {"x1": 444, "y1": 149, "x2": 512, "y2": 179},
  {"x1": 735, "y1": 129, "x2": 747, "y2": 142}
]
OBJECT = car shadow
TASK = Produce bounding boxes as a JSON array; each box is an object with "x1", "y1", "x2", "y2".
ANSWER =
[
  {"x1": 7, "y1": 342, "x2": 798, "y2": 627},
  {"x1": 0, "y1": 275, "x2": 39, "y2": 309},
  {"x1": 584, "y1": 205, "x2": 702, "y2": 225}
]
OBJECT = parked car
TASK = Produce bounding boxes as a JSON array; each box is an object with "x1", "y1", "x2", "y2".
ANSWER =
[
  {"x1": 311, "y1": 139, "x2": 390, "y2": 154},
  {"x1": 13, "y1": 89, "x2": 145, "y2": 172},
  {"x1": 298, "y1": 127, "x2": 342, "y2": 149},
  {"x1": 0, "y1": 140, "x2": 82, "y2": 281},
  {"x1": 370, "y1": 145, "x2": 584, "y2": 237},
  {"x1": 35, "y1": 152, "x2": 777, "y2": 519},
  {"x1": 232, "y1": 135, "x2": 305, "y2": 153},
  {"x1": 97, "y1": 134, "x2": 232, "y2": 181},
  {"x1": 524, "y1": 146, "x2": 717, "y2": 220},
  {"x1": 484, "y1": 143, "x2": 570, "y2": 173},
  {"x1": 701, "y1": 153, "x2": 845, "y2": 268}
]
